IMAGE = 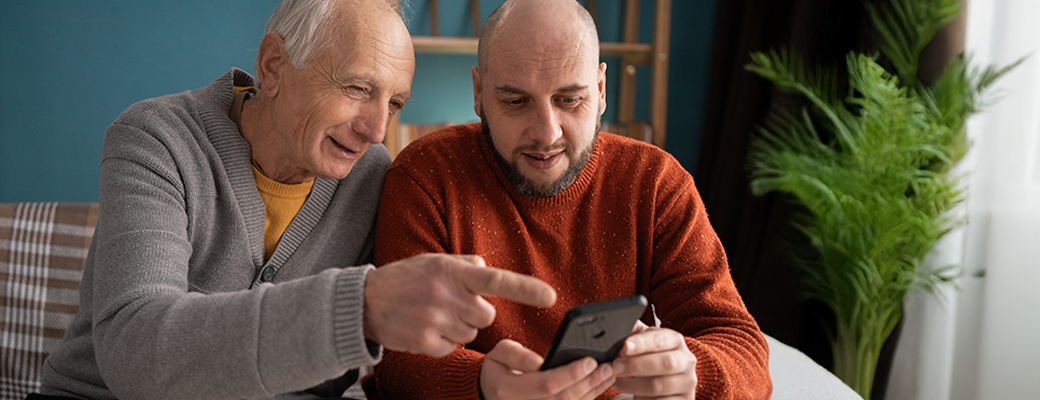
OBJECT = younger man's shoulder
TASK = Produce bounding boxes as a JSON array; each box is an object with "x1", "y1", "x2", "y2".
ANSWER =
[{"x1": 596, "y1": 132, "x2": 683, "y2": 171}]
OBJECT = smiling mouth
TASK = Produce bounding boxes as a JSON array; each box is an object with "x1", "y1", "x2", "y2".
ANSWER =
[{"x1": 331, "y1": 137, "x2": 357, "y2": 154}]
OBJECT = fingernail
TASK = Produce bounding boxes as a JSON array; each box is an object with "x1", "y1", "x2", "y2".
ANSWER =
[
  {"x1": 585, "y1": 358, "x2": 597, "y2": 374},
  {"x1": 601, "y1": 364, "x2": 614, "y2": 379},
  {"x1": 613, "y1": 362, "x2": 625, "y2": 375}
]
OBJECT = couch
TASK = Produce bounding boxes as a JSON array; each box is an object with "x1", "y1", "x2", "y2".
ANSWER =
[
  {"x1": 1, "y1": 203, "x2": 97, "y2": 399},
  {"x1": 0, "y1": 202, "x2": 861, "y2": 400}
]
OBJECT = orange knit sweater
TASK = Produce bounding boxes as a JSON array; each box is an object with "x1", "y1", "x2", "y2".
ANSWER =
[{"x1": 365, "y1": 123, "x2": 771, "y2": 400}]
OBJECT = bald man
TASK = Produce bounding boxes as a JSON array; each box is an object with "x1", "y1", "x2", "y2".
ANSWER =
[
  {"x1": 365, "y1": 0, "x2": 772, "y2": 399},
  {"x1": 31, "y1": 1, "x2": 555, "y2": 399}
]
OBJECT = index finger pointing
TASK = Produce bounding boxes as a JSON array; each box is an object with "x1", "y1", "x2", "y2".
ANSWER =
[{"x1": 460, "y1": 266, "x2": 557, "y2": 308}]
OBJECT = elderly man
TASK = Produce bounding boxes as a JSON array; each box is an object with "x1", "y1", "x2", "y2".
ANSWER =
[
  {"x1": 363, "y1": 0, "x2": 772, "y2": 399},
  {"x1": 31, "y1": 1, "x2": 555, "y2": 399}
]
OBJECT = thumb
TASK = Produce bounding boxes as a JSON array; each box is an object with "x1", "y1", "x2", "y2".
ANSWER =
[{"x1": 455, "y1": 254, "x2": 488, "y2": 267}]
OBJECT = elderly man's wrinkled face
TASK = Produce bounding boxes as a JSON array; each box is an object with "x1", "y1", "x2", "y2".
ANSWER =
[
  {"x1": 473, "y1": 19, "x2": 606, "y2": 198},
  {"x1": 269, "y1": 8, "x2": 414, "y2": 180}
]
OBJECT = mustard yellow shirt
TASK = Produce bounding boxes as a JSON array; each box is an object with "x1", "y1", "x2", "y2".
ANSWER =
[{"x1": 252, "y1": 165, "x2": 314, "y2": 259}]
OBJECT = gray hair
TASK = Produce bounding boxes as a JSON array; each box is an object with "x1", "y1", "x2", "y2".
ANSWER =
[{"x1": 255, "y1": 0, "x2": 403, "y2": 78}]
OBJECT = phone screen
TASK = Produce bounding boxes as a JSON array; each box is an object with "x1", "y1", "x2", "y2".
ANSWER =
[{"x1": 540, "y1": 295, "x2": 648, "y2": 370}]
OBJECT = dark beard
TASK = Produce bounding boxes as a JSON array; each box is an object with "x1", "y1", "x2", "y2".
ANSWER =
[{"x1": 479, "y1": 109, "x2": 599, "y2": 198}]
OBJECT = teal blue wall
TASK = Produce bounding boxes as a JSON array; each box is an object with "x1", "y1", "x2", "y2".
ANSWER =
[
  {"x1": 0, "y1": 0, "x2": 715, "y2": 203},
  {"x1": 0, "y1": 0, "x2": 281, "y2": 202}
]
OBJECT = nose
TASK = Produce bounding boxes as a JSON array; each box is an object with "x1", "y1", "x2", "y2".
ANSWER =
[
  {"x1": 353, "y1": 101, "x2": 389, "y2": 144},
  {"x1": 526, "y1": 101, "x2": 563, "y2": 146}
]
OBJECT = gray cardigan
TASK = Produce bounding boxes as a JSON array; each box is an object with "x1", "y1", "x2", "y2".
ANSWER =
[{"x1": 39, "y1": 69, "x2": 389, "y2": 400}]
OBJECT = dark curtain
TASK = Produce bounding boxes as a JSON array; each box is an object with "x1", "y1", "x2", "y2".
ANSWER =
[
  {"x1": 697, "y1": 0, "x2": 871, "y2": 365},
  {"x1": 696, "y1": 0, "x2": 966, "y2": 398}
]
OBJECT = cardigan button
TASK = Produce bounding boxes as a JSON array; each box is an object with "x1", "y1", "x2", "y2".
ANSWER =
[{"x1": 260, "y1": 267, "x2": 275, "y2": 282}]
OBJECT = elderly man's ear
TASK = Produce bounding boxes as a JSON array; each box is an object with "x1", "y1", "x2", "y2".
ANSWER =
[
  {"x1": 471, "y1": 66, "x2": 482, "y2": 118},
  {"x1": 256, "y1": 32, "x2": 287, "y2": 98}
]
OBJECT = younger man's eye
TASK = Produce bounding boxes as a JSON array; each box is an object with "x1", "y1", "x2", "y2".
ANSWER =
[
  {"x1": 558, "y1": 97, "x2": 581, "y2": 107},
  {"x1": 506, "y1": 98, "x2": 525, "y2": 106}
]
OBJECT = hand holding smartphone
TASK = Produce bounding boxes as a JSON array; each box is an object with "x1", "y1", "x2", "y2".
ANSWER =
[{"x1": 540, "y1": 295, "x2": 648, "y2": 370}]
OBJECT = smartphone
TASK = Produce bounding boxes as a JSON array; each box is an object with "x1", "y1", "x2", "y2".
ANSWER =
[{"x1": 540, "y1": 295, "x2": 649, "y2": 370}]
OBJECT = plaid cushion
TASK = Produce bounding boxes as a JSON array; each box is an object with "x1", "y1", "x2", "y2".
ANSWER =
[{"x1": 0, "y1": 202, "x2": 98, "y2": 400}]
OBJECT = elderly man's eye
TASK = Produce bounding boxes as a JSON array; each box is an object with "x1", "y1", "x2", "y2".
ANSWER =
[{"x1": 345, "y1": 85, "x2": 368, "y2": 96}]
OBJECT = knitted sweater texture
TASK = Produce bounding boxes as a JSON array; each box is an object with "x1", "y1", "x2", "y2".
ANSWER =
[
  {"x1": 366, "y1": 123, "x2": 771, "y2": 400},
  {"x1": 39, "y1": 69, "x2": 388, "y2": 400}
]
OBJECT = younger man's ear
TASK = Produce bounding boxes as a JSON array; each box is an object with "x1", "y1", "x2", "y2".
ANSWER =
[
  {"x1": 598, "y1": 62, "x2": 607, "y2": 116},
  {"x1": 256, "y1": 32, "x2": 288, "y2": 98},
  {"x1": 472, "y1": 66, "x2": 482, "y2": 118}
]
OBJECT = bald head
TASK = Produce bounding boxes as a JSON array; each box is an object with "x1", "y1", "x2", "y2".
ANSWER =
[{"x1": 477, "y1": 0, "x2": 599, "y2": 80}]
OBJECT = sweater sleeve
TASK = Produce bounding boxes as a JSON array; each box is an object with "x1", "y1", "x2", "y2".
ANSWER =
[{"x1": 648, "y1": 164, "x2": 772, "y2": 400}]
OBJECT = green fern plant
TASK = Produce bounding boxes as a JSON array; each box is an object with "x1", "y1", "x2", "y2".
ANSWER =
[{"x1": 744, "y1": 0, "x2": 1019, "y2": 398}]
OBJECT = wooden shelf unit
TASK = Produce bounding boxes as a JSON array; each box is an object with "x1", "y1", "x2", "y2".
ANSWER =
[
  {"x1": 411, "y1": 36, "x2": 656, "y2": 63},
  {"x1": 385, "y1": 0, "x2": 670, "y2": 157}
]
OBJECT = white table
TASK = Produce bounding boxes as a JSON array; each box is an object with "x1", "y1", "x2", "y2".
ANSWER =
[{"x1": 767, "y1": 335, "x2": 863, "y2": 400}]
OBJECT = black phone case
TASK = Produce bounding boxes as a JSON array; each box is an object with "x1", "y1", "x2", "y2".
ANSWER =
[{"x1": 540, "y1": 295, "x2": 648, "y2": 370}]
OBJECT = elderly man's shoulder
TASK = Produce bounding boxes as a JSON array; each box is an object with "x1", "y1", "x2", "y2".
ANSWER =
[
  {"x1": 111, "y1": 71, "x2": 239, "y2": 134},
  {"x1": 113, "y1": 90, "x2": 190, "y2": 121},
  {"x1": 99, "y1": 74, "x2": 241, "y2": 165}
]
